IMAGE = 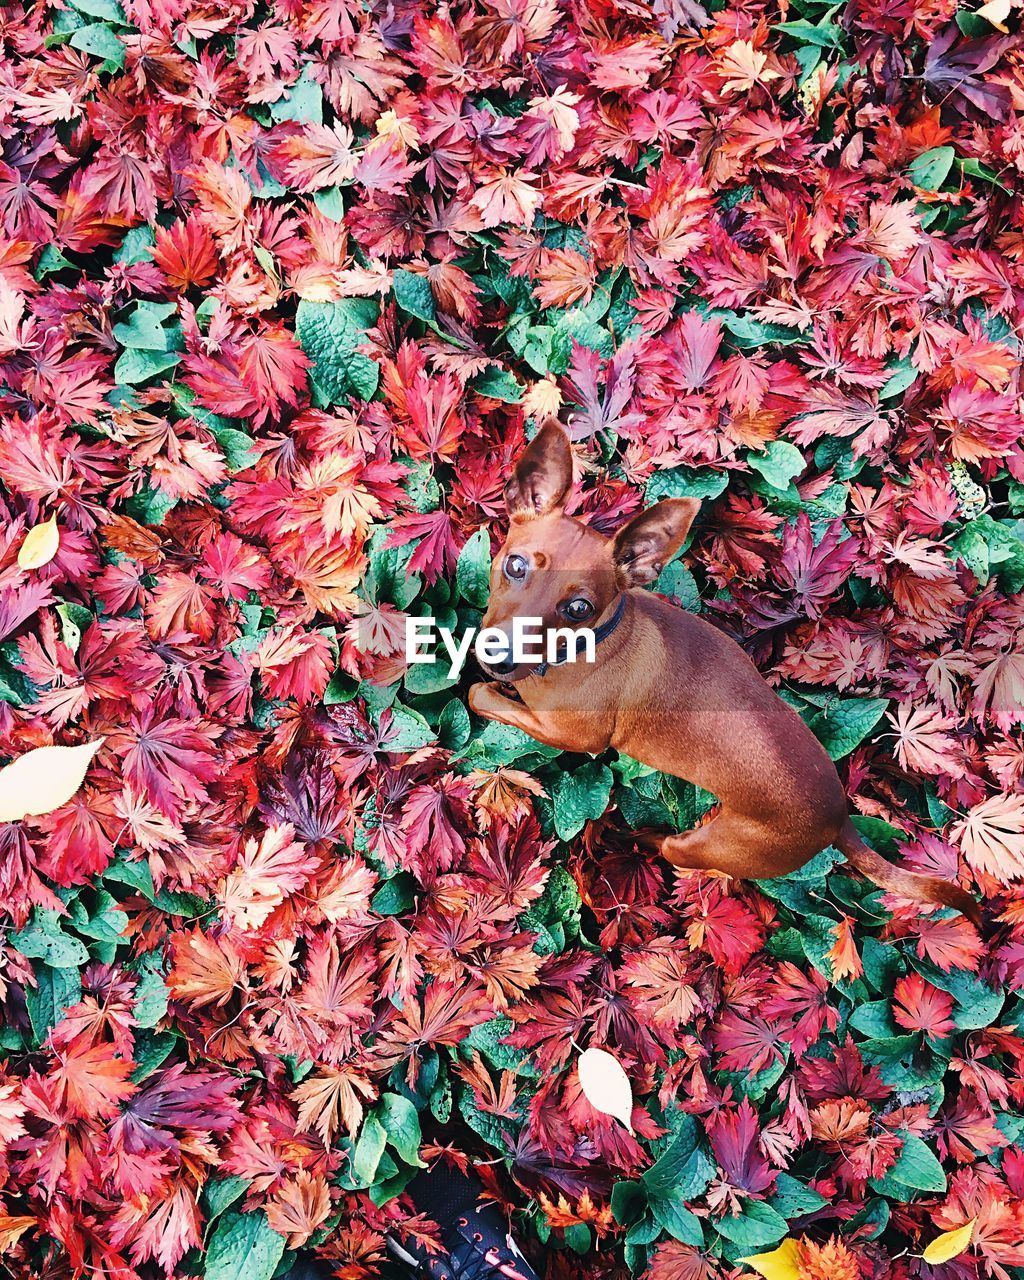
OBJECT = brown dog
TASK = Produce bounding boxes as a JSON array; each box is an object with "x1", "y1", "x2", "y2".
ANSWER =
[{"x1": 468, "y1": 425, "x2": 980, "y2": 924}]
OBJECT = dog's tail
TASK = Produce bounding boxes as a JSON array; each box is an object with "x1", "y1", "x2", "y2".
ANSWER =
[{"x1": 837, "y1": 821, "x2": 981, "y2": 927}]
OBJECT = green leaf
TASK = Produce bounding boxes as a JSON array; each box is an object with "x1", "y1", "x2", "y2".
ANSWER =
[
  {"x1": 131, "y1": 1029, "x2": 176, "y2": 1081},
  {"x1": 370, "y1": 873, "x2": 416, "y2": 916},
  {"x1": 114, "y1": 225, "x2": 156, "y2": 265},
  {"x1": 204, "y1": 1212, "x2": 284, "y2": 1280},
  {"x1": 393, "y1": 269, "x2": 436, "y2": 324},
  {"x1": 351, "y1": 1115, "x2": 388, "y2": 1186},
  {"x1": 650, "y1": 1196, "x2": 704, "y2": 1246},
  {"x1": 202, "y1": 1177, "x2": 250, "y2": 1229},
  {"x1": 643, "y1": 1117, "x2": 715, "y2": 1201},
  {"x1": 913, "y1": 961, "x2": 1004, "y2": 1030},
  {"x1": 769, "y1": 1173, "x2": 830, "y2": 1218},
  {"x1": 957, "y1": 157, "x2": 1012, "y2": 193},
  {"x1": 133, "y1": 953, "x2": 169, "y2": 1029},
  {"x1": 69, "y1": 22, "x2": 125, "y2": 66},
  {"x1": 208, "y1": 424, "x2": 260, "y2": 473},
  {"x1": 611, "y1": 1181, "x2": 648, "y2": 1226},
  {"x1": 376, "y1": 1092, "x2": 426, "y2": 1167},
  {"x1": 849, "y1": 1000, "x2": 899, "y2": 1039},
  {"x1": 386, "y1": 704, "x2": 437, "y2": 751},
  {"x1": 458, "y1": 720, "x2": 561, "y2": 768},
  {"x1": 879, "y1": 359, "x2": 919, "y2": 400},
  {"x1": 456, "y1": 527, "x2": 492, "y2": 607},
  {"x1": 804, "y1": 696, "x2": 889, "y2": 760},
  {"x1": 869, "y1": 1133, "x2": 946, "y2": 1196},
  {"x1": 908, "y1": 146, "x2": 956, "y2": 191},
  {"x1": 270, "y1": 67, "x2": 324, "y2": 124},
  {"x1": 473, "y1": 366, "x2": 524, "y2": 402},
  {"x1": 654, "y1": 561, "x2": 700, "y2": 611},
  {"x1": 464, "y1": 1016, "x2": 539, "y2": 1077},
  {"x1": 719, "y1": 312, "x2": 803, "y2": 348},
  {"x1": 35, "y1": 244, "x2": 75, "y2": 277},
  {"x1": 713, "y1": 1200, "x2": 788, "y2": 1249},
  {"x1": 296, "y1": 298, "x2": 379, "y2": 403},
  {"x1": 56, "y1": 601, "x2": 93, "y2": 654},
  {"x1": 313, "y1": 187, "x2": 345, "y2": 221},
  {"x1": 774, "y1": 16, "x2": 844, "y2": 47},
  {"x1": 72, "y1": 0, "x2": 126, "y2": 20},
  {"x1": 748, "y1": 441, "x2": 805, "y2": 491},
  {"x1": 437, "y1": 699, "x2": 471, "y2": 750},
  {"x1": 551, "y1": 761, "x2": 613, "y2": 840},
  {"x1": 646, "y1": 466, "x2": 729, "y2": 503},
  {"x1": 104, "y1": 855, "x2": 156, "y2": 901},
  {"x1": 113, "y1": 301, "x2": 177, "y2": 350},
  {"x1": 13, "y1": 912, "x2": 89, "y2": 968},
  {"x1": 114, "y1": 346, "x2": 182, "y2": 385},
  {"x1": 26, "y1": 965, "x2": 82, "y2": 1045}
]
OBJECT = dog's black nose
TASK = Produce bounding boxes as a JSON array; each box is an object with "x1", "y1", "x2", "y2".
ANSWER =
[{"x1": 487, "y1": 657, "x2": 517, "y2": 676}]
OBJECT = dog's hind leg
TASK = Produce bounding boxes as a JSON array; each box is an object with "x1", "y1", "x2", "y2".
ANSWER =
[{"x1": 659, "y1": 813, "x2": 776, "y2": 880}]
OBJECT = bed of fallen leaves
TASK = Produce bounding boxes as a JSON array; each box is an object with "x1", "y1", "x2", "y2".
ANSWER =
[{"x1": 2, "y1": 0, "x2": 1024, "y2": 1277}]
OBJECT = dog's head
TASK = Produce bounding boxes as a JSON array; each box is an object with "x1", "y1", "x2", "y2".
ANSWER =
[{"x1": 477, "y1": 423, "x2": 699, "y2": 681}]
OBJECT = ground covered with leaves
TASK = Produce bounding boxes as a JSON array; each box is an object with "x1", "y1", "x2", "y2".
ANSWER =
[{"x1": 1, "y1": 0, "x2": 1024, "y2": 1277}]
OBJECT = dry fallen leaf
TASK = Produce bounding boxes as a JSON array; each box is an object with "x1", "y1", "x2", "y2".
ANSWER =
[
  {"x1": 922, "y1": 1220, "x2": 976, "y2": 1265},
  {"x1": 740, "y1": 1238, "x2": 802, "y2": 1280},
  {"x1": 577, "y1": 1047, "x2": 634, "y2": 1133},
  {"x1": 17, "y1": 514, "x2": 60, "y2": 571},
  {"x1": 976, "y1": 0, "x2": 1011, "y2": 30},
  {"x1": 0, "y1": 739, "x2": 105, "y2": 823}
]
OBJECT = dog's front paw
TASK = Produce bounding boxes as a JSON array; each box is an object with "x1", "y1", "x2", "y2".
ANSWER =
[
  {"x1": 470, "y1": 680, "x2": 522, "y2": 725},
  {"x1": 469, "y1": 681, "x2": 500, "y2": 717}
]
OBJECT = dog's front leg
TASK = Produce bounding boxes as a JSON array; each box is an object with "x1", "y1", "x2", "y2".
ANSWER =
[{"x1": 468, "y1": 682, "x2": 568, "y2": 750}]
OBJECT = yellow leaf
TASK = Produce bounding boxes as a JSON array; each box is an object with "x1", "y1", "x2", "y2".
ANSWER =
[
  {"x1": 922, "y1": 1220, "x2": 976, "y2": 1265},
  {"x1": 740, "y1": 1238, "x2": 803, "y2": 1280},
  {"x1": 976, "y1": 0, "x2": 1011, "y2": 29},
  {"x1": 577, "y1": 1047, "x2": 634, "y2": 1134},
  {"x1": 0, "y1": 739, "x2": 105, "y2": 823},
  {"x1": 17, "y1": 514, "x2": 60, "y2": 571}
]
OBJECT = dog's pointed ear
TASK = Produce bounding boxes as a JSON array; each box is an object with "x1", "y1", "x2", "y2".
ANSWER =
[
  {"x1": 613, "y1": 499, "x2": 699, "y2": 586},
  {"x1": 505, "y1": 423, "x2": 574, "y2": 518}
]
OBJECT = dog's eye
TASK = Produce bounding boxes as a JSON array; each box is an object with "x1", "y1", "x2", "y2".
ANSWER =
[
  {"x1": 504, "y1": 554, "x2": 528, "y2": 581},
  {"x1": 562, "y1": 597, "x2": 594, "y2": 622}
]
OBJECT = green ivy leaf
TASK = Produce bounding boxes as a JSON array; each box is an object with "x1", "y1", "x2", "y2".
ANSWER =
[
  {"x1": 25, "y1": 965, "x2": 82, "y2": 1046},
  {"x1": 202, "y1": 1177, "x2": 251, "y2": 1232},
  {"x1": 713, "y1": 1200, "x2": 788, "y2": 1250},
  {"x1": 69, "y1": 22, "x2": 125, "y2": 67},
  {"x1": 375, "y1": 1092, "x2": 426, "y2": 1167},
  {"x1": 350, "y1": 1115, "x2": 388, "y2": 1186},
  {"x1": 551, "y1": 761, "x2": 613, "y2": 840},
  {"x1": 113, "y1": 301, "x2": 178, "y2": 350},
  {"x1": 649, "y1": 1196, "x2": 704, "y2": 1246},
  {"x1": 270, "y1": 67, "x2": 324, "y2": 124},
  {"x1": 296, "y1": 298, "x2": 380, "y2": 403},
  {"x1": 869, "y1": 1133, "x2": 946, "y2": 1197},
  {"x1": 204, "y1": 1212, "x2": 284, "y2": 1280},
  {"x1": 13, "y1": 911, "x2": 89, "y2": 968},
  {"x1": 132, "y1": 952, "x2": 169, "y2": 1028},
  {"x1": 386, "y1": 704, "x2": 437, "y2": 751},
  {"x1": 114, "y1": 347, "x2": 182, "y2": 385},
  {"x1": 456, "y1": 527, "x2": 492, "y2": 607},
  {"x1": 473, "y1": 365, "x2": 525, "y2": 402},
  {"x1": 72, "y1": 0, "x2": 127, "y2": 19},
  {"x1": 907, "y1": 146, "x2": 956, "y2": 191},
  {"x1": 803, "y1": 696, "x2": 889, "y2": 760},
  {"x1": 393, "y1": 269, "x2": 436, "y2": 324},
  {"x1": 769, "y1": 1173, "x2": 830, "y2": 1218},
  {"x1": 646, "y1": 467, "x2": 729, "y2": 503},
  {"x1": 749, "y1": 440, "x2": 805, "y2": 491}
]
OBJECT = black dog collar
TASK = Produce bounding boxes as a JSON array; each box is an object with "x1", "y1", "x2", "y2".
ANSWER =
[{"x1": 533, "y1": 593, "x2": 627, "y2": 677}]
